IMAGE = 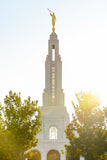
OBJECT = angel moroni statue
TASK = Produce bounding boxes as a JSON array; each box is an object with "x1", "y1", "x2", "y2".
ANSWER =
[{"x1": 48, "y1": 9, "x2": 56, "y2": 33}]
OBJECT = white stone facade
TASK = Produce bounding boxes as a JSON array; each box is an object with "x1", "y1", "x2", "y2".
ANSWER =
[{"x1": 33, "y1": 33, "x2": 70, "y2": 160}]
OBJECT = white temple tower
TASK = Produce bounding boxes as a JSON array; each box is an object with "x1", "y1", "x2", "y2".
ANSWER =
[{"x1": 33, "y1": 31, "x2": 70, "y2": 160}]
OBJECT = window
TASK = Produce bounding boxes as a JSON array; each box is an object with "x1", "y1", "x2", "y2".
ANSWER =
[
  {"x1": 49, "y1": 126, "x2": 57, "y2": 139},
  {"x1": 52, "y1": 49, "x2": 55, "y2": 61}
]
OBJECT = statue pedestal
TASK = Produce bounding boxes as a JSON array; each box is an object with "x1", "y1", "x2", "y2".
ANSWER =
[{"x1": 52, "y1": 27, "x2": 55, "y2": 33}]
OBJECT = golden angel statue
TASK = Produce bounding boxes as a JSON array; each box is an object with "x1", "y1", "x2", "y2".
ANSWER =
[{"x1": 48, "y1": 9, "x2": 56, "y2": 33}]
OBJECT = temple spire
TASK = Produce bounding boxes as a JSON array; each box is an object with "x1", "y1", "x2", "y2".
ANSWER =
[{"x1": 43, "y1": 33, "x2": 64, "y2": 106}]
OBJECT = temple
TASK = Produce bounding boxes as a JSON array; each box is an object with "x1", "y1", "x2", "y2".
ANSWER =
[
  {"x1": 28, "y1": 12, "x2": 70, "y2": 160},
  {"x1": 32, "y1": 31, "x2": 70, "y2": 160}
]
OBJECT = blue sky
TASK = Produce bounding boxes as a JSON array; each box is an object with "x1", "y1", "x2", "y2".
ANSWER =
[{"x1": 0, "y1": 0, "x2": 107, "y2": 116}]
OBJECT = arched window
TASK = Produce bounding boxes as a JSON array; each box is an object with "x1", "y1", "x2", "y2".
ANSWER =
[
  {"x1": 49, "y1": 126, "x2": 57, "y2": 139},
  {"x1": 47, "y1": 150, "x2": 60, "y2": 160}
]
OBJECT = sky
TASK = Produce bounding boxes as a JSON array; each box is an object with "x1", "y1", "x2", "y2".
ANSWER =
[{"x1": 0, "y1": 0, "x2": 107, "y2": 117}]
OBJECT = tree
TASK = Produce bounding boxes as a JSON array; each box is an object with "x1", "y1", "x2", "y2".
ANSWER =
[
  {"x1": 0, "y1": 90, "x2": 41, "y2": 160},
  {"x1": 65, "y1": 91, "x2": 107, "y2": 160},
  {"x1": 25, "y1": 150, "x2": 41, "y2": 160}
]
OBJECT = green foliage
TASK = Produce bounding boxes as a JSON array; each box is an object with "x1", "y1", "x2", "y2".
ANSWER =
[
  {"x1": 0, "y1": 90, "x2": 41, "y2": 160},
  {"x1": 65, "y1": 91, "x2": 107, "y2": 160},
  {"x1": 25, "y1": 150, "x2": 41, "y2": 160}
]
